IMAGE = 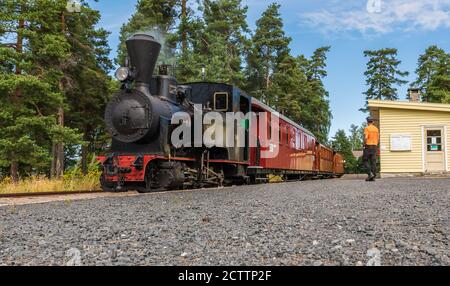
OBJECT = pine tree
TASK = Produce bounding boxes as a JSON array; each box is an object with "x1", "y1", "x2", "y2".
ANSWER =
[
  {"x1": 331, "y1": 129, "x2": 356, "y2": 173},
  {"x1": 413, "y1": 46, "x2": 450, "y2": 103},
  {"x1": 177, "y1": 0, "x2": 249, "y2": 85},
  {"x1": 268, "y1": 55, "x2": 305, "y2": 117},
  {"x1": 0, "y1": 0, "x2": 81, "y2": 181},
  {"x1": 117, "y1": 0, "x2": 179, "y2": 66},
  {"x1": 260, "y1": 49, "x2": 331, "y2": 143},
  {"x1": 244, "y1": 4, "x2": 331, "y2": 142},
  {"x1": 361, "y1": 48, "x2": 409, "y2": 112},
  {"x1": 63, "y1": 2, "x2": 114, "y2": 175},
  {"x1": 349, "y1": 124, "x2": 364, "y2": 151},
  {"x1": 175, "y1": 13, "x2": 206, "y2": 82},
  {"x1": 245, "y1": 3, "x2": 291, "y2": 102},
  {"x1": 301, "y1": 47, "x2": 332, "y2": 143}
]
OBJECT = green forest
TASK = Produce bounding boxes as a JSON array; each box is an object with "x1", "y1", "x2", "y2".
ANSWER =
[{"x1": 1, "y1": 0, "x2": 450, "y2": 183}]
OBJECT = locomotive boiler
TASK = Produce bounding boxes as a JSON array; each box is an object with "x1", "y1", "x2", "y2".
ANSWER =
[{"x1": 98, "y1": 33, "x2": 344, "y2": 192}]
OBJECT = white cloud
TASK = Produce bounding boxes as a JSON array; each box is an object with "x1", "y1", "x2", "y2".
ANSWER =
[{"x1": 301, "y1": 0, "x2": 450, "y2": 35}]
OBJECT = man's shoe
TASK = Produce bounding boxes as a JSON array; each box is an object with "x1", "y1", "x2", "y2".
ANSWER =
[{"x1": 365, "y1": 174, "x2": 376, "y2": 181}]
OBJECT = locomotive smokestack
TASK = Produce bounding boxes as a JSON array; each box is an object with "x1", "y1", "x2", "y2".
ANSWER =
[{"x1": 126, "y1": 33, "x2": 161, "y2": 93}]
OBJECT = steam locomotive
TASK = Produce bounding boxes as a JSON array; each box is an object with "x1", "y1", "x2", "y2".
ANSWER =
[{"x1": 97, "y1": 33, "x2": 344, "y2": 192}]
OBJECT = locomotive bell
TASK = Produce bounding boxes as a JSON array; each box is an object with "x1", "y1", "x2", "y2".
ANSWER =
[{"x1": 125, "y1": 33, "x2": 161, "y2": 90}]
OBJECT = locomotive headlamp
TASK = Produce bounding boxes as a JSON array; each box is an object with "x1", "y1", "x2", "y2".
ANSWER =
[{"x1": 115, "y1": 67, "x2": 130, "y2": 82}]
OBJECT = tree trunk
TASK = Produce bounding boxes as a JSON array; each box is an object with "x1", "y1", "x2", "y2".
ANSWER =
[
  {"x1": 55, "y1": 106, "x2": 65, "y2": 177},
  {"x1": 10, "y1": 16, "x2": 25, "y2": 181},
  {"x1": 181, "y1": 0, "x2": 187, "y2": 52},
  {"x1": 55, "y1": 143, "x2": 64, "y2": 177},
  {"x1": 81, "y1": 127, "x2": 90, "y2": 175},
  {"x1": 81, "y1": 144, "x2": 88, "y2": 176},
  {"x1": 15, "y1": 18, "x2": 24, "y2": 77},
  {"x1": 10, "y1": 159, "x2": 19, "y2": 183},
  {"x1": 265, "y1": 59, "x2": 270, "y2": 92},
  {"x1": 50, "y1": 142, "x2": 56, "y2": 179},
  {"x1": 53, "y1": 12, "x2": 66, "y2": 178}
]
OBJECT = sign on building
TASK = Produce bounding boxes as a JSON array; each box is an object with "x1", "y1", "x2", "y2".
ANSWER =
[{"x1": 390, "y1": 134, "x2": 412, "y2": 151}]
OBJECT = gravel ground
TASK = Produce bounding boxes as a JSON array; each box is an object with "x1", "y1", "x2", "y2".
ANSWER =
[{"x1": 0, "y1": 177, "x2": 449, "y2": 266}]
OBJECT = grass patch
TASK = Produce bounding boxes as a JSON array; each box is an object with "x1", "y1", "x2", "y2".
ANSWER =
[
  {"x1": 0, "y1": 160, "x2": 101, "y2": 195},
  {"x1": 0, "y1": 175, "x2": 100, "y2": 195}
]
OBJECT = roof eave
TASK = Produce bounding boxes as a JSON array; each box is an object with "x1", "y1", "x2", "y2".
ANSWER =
[{"x1": 367, "y1": 100, "x2": 450, "y2": 113}]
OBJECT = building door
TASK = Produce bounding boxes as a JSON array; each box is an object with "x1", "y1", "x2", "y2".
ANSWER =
[{"x1": 424, "y1": 128, "x2": 445, "y2": 172}]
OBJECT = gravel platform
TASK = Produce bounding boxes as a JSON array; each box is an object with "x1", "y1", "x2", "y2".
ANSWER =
[{"x1": 0, "y1": 178, "x2": 449, "y2": 266}]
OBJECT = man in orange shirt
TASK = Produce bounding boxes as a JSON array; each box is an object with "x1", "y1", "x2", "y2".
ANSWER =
[{"x1": 363, "y1": 117, "x2": 379, "y2": 181}]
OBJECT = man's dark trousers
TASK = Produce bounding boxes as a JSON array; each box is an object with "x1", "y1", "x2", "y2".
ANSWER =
[{"x1": 364, "y1": 145, "x2": 377, "y2": 177}]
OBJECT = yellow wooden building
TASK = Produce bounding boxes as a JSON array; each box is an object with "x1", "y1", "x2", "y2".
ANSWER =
[{"x1": 368, "y1": 98, "x2": 450, "y2": 177}]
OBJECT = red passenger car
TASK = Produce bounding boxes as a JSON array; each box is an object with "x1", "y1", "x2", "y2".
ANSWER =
[{"x1": 247, "y1": 98, "x2": 344, "y2": 182}]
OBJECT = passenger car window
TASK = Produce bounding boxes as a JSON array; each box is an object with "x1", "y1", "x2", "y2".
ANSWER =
[
  {"x1": 285, "y1": 126, "x2": 289, "y2": 145},
  {"x1": 279, "y1": 125, "x2": 282, "y2": 144},
  {"x1": 296, "y1": 131, "x2": 301, "y2": 150}
]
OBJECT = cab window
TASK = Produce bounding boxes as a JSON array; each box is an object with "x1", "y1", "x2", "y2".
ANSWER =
[{"x1": 214, "y1": 92, "x2": 228, "y2": 111}]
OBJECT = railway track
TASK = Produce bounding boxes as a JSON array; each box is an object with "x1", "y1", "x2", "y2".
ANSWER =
[
  {"x1": 0, "y1": 189, "x2": 140, "y2": 207},
  {"x1": 0, "y1": 190, "x2": 104, "y2": 198}
]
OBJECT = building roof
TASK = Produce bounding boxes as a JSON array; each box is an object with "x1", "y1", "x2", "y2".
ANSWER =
[{"x1": 368, "y1": 100, "x2": 450, "y2": 113}]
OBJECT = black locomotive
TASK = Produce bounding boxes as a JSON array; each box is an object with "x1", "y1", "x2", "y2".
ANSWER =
[{"x1": 100, "y1": 33, "x2": 251, "y2": 192}]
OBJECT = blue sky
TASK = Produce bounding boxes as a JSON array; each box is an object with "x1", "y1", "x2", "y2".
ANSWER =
[{"x1": 87, "y1": 0, "x2": 450, "y2": 138}]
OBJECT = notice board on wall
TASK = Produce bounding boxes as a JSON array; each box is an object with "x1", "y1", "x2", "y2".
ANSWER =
[{"x1": 390, "y1": 134, "x2": 412, "y2": 151}]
